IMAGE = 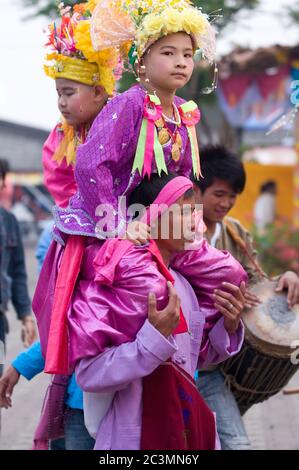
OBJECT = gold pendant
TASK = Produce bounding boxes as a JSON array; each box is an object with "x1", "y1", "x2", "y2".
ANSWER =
[
  {"x1": 176, "y1": 132, "x2": 182, "y2": 147},
  {"x1": 171, "y1": 143, "x2": 181, "y2": 162},
  {"x1": 155, "y1": 118, "x2": 164, "y2": 128},
  {"x1": 158, "y1": 128, "x2": 170, "y2": 145}
]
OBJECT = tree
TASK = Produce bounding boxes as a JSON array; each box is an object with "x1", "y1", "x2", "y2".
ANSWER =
[
  {"x1": 287, "y1": 1, "x2": 299, "y2": 24},
  {"x1": 22, "y1": 0, "x2": 260, "y2": 148},
  {"x1": 21, "y1": 0, "x2": 259, "y2": 26},
  {"x1": 21, "y1": 0, "x2": 77, "y2": 18}
]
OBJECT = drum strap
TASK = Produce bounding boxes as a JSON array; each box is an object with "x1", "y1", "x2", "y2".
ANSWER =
[{"x1": 224, "y1": 220, "x2": 266, "y2": 280}]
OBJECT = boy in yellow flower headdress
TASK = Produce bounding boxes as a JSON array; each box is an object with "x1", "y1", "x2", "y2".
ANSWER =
[{"x1": 42, "y1": 0, "x2": 121, "y2": 207}]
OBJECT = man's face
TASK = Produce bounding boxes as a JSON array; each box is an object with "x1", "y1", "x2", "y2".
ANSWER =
[{"x1": 195, "y1": 179, "x2": 238, "y2": 223}]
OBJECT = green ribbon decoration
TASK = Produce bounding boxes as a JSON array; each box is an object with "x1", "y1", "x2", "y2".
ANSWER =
[
  {"x1": 128, "y1": 43, "x2": 138, "y2": 69},
  {"x1": 154, "y1": 128, "x2": 168, "y2": 176},
  {"x1": 132, "y1": 118, "x2": 148, "y2": 175},
  {"x1": 187, "y1": 126, "x2": 198, "y2": 179},
  {"x1": 180, "y1": 100, "x2": 197, "y2": 113}
]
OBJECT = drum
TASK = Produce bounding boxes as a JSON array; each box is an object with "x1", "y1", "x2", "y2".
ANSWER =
[{"x1": 220, "y1": 278, "x2": 299, "y2": 415}]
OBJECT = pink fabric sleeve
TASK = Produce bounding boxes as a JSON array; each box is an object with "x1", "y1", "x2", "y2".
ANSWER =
[
  {"x1": 198, "y1": 317, "x2": 244, "y2": 369},
  {"x1": 171, "y1": 240, "x2": 247, "y2": 316},
  {"x1": 170, "y1": 240, "x2": 247, "y2": 364},
  {"x1": 42, "y1": 126, "x2": 77, "y2": 208},
  {"x1": 67, "y1": 242, "x2": 170, "y2": 370}
]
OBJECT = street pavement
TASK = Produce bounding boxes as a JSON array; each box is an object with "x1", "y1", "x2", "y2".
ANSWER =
[
  {"x1": 0, "y1": 243, "x2": 299, "y2": 450},
  {"x1": 0, "y1": 242, "x2": 48, "y2": 450}
]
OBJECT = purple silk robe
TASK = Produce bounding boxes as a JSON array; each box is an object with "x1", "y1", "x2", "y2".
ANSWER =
[
  {"x1": 33, "y1": 238, "x2": 246, "y2": 366},
  {"x1": 53, "y1": 85, "x2": 192, "y2": 238},
  {"x1": 66, "y1": 241, "x2": 244, "y2": 449}
]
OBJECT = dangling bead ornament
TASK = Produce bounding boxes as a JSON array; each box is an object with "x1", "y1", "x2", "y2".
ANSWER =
[{"x1": 200, "y1": 63, "x2": 219, "y2": 95}]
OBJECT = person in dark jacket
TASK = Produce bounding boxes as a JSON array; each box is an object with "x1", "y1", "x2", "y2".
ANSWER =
[{"x1": 0, "y1": 159, "x2": 36, "y2": 375}]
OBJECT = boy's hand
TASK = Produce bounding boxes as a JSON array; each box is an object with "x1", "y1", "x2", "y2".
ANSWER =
[
  {"x1": 0, "y1": 366, "x2": 20, "y2": 409},
  {"x1": 213, "y1": 281, "x2": 246, "y2": 335},
  {"x1": 123, "y1": 221, "x2": 151, "y2": 245},
  {"x1": 148, "y1": 282, "x2": 181, "y2": 337},
  {"x1": 275, "y1": 271, "x2": 299, "y2": 308}
]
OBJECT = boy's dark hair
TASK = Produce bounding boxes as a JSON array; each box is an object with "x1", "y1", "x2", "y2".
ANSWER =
[
  {"x1": 192, "y1": 145, "x2": 246, "y2": 194},
  {"x1": 0, "y1": 159, "x2": 9, "y2": 182},
  {"x1": 260, "y1": 180, "x2": 277, "y2": 193},
  {"x1": 129, "y1": 172, "x2": 194, "y2": 208}
]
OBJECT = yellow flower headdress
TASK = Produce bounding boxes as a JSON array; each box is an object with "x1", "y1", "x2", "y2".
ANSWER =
[
  {"x1": 43, "y1": 0, "x2": 121, "y2": 95},
  {"x1": 90, "y1": 0, "x2": 216, "y2": 66}
]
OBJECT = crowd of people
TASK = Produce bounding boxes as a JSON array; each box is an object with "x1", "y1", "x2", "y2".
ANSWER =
[{"x1": 0, "y1": 0, "x2": 298, "y2": 451}]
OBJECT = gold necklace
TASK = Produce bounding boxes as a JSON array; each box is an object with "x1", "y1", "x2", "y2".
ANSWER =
[{"x1": 155, "y1": 107, "x2": 182, "y2": 162}]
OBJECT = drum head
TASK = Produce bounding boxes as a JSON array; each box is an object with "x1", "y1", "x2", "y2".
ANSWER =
[{"x1": 242, "y1": 279, "x2": 299, "y2": 352}]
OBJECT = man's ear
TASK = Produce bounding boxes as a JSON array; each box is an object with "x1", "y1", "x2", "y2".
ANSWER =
[
  {"x1": 193, "y1": 185, "x2": 200, "y2": 195},
  {"x1": 193, "y1": 185, "x2": 203, "y2": 201}
]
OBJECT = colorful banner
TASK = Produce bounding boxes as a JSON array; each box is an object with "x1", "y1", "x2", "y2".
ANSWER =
[
  {"x1": 218, "y1": 65, "x2": 291, "y2": 130},
  {"x1": 291, "y1": 61, "x2": 299, "y2": 81}
]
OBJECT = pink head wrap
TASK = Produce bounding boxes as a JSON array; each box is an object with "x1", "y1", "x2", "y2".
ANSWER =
[
  {"x1": 140, "y1": 176, "x2": 194, "y2": 225},
  {"x1": 92, "y1": 176, "x2": 194, "y2": 338}
]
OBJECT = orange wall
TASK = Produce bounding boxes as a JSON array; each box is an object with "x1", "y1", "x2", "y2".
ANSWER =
[{"x1": 229, "y1": 163, "x2": 294, "y2": 229}]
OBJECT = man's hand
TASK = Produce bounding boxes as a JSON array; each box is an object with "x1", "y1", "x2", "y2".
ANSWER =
[
  {"x1": 213, "y1": 281, "x2": 246, "y2": 335},
  {"x1": 275, "y1": 271, "x2": 299, "y2": 308},
  {"x1": 148, "y1": 282, "x2": 181, "y2": 337},
  {"x1": 21, "y1": 315, "x2": 37, "y2": 348},
  {"x1": 244, "y1": 290, "x2": 261, "y2": 309},
  {"x1": 0, "y1": 365, "x2": 20, "y2": 408},
  {"x1": 122, "y1": 221, "x2": 151, "y2": 246}
]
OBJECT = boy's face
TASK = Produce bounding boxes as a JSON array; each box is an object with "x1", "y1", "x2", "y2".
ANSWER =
[
  {"x1": 141, "y1": 32, "x2": 194, "y2": 94},
  {"x1": 56, "y1": 78, "x2": 106, "y2": 127},
  {"x1": 194, "y1": 179, "x2": 238, "y2": 224}
]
